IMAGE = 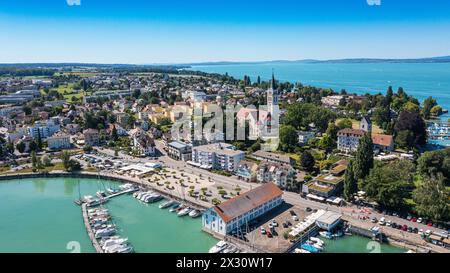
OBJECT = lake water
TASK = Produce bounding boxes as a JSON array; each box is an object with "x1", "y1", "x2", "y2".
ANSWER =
[{"x1": 0, "y1": 178, "x2": 217, "y2": 253}]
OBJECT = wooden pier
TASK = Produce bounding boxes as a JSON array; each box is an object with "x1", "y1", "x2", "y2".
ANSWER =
[{"x1": 81, "y1": 203, "x2": 104, "y2": 253}]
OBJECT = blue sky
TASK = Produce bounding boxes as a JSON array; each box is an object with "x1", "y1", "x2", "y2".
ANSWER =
[{"x1": 1, "y1": 0, "x2": 450, "y2": 63}]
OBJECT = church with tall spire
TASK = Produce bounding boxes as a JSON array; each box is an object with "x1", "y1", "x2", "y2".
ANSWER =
[{"x1": 267, "y1": 72, "x2": 278, "y2": 115}]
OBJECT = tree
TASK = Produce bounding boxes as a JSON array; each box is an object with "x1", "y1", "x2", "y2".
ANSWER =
[
  {"x1": 413, "y1": 174, "x2": 449, "y2": 221},
  {"x1": 111, "y1": 125, "x2": 118, "y2": 141},
  {"x1": 343, "y1": 160, "x2": 358, "y2": 201},
  {"x1": 318, "y1": 134, "x2": 335, "y2": 152},
  {"x1": 279, "y1": 125, "x2": 298, "y2": 152},
  {"x1": 36, "y1": 129, "x2": 43, "y2": 150},
  {"x1": 421, "y1": 96, "x2": 437, "y2": 119},
  {"x1": 417, "y1": 148, "x2": 450, "y2": 185},
  {"x1": 31, "y1": 151, "x2": 38, "y2": 171},
  {"x1": 363, "y1": 160, "x2": 415, "y2": 209},
  {"x1": 60, "y1": 151, "x2": 81, "y2": 172},
  {"x1": 300, "y1": 151, "x2": 315, "y2": 173},
  {"x1": 430, "y1": 105, "x2": 443, "y2": 116},
  {"x1": 353, "y1": 133, "x2": 374, "y2": 180},
  {"x1": 42, "y1": 155, "x2": 52, "y2": 167},
  {"x1": 16, "y1": 142, "x2": 25, "y2": 153},
  {"x1": 337, "y1": 118, "x2": 353, "y2": 130},
  {"x1": 394, "y1": 110, "x2": 427, "y2": 148}
]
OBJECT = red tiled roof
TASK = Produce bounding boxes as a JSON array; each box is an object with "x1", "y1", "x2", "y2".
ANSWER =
[
  {"x1": 213, "y1": 183, "x2": 283, "y2": 223},
  {"x1": 337, "y1": 128, "x2": 366, "y2": 137},
  {"x1": 371, "y1": 134, "x2": 393, "y2": 147}
]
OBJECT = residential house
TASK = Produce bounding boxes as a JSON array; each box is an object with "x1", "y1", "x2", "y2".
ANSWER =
[
  {"x1": 256, "y1": 161, "x2": 296, "y2": 189},
  {"x1": 235, "y1": 160, "x2": 259, "y2": 182},
  {"x1": 190, "y1": 143, "x2": 245, "y2": 172},
  {"x1": 47, "y1": 133, "x2": 71, "y2": 150},
  {"x1": 252, "y1": 150, "x2": 294, "y2": 166},
  {"x1": 83, "y1": 129, "x2": 99, "y2": 146}
]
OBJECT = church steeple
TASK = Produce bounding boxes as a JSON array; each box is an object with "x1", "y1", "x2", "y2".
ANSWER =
[
  {"x1": 270, "y1": 70, "x2": 276, "y2": 90},
  {"x1": 267, "y1": 70, "x2": 278, "y2": 115}
]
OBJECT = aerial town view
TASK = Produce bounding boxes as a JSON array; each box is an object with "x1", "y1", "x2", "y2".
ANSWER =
[{"x1": 0, "y1": 0, "x2": 449, "y2": 264}]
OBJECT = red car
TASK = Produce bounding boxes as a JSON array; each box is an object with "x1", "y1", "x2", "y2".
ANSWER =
[
  {"x1": 402, "y1": 225, "x2": 408, "y2": 231},
  {"x1": 267, "y1": 231, "x2": 273, "y2": 238},
  {"x1": 427, "y1": 222, "x2": 433, "y2": 227},
  {"x1": 411, "y1": 217, "x2": 417, "y2": 222}
]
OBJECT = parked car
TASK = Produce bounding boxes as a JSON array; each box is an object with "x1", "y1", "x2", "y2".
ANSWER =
[
  {"x1": 282, "y1": 222, "x2": 288, "y2": 228},
  {"x1": 417, "y1": 217, "x2": 423, "y2": 223},
  {"x1": 407, "y1": 227, "x2": 413, "y2": 233},
  {"x1": 292, "y1": 215, "x2": 299, "y2": 221},
  {"x1": 391, "y1": 223, "x2": 397, "y2": 228},
  {"x1": 267, "y1": 231, "x2": 273, "y2": 238},
  {"x1": 371, "y1": 217, "x2": 377, "y2": 223},
  {"x1": 305, "y1": 207, "x2": 312, "y2": 212},
  {"x1": 413, "y1": 227, "x2": 419, "y2": 233},
  {"x1": 411, "y1": 217, "x2": 417, "y2": 222},
  {"x1": 386, "y1": 220, "x2": 392, "y2": 227},
  {"x1": 260, "y1": 227, "x2": 266, "y2": 235},
  {"x1": 289, "y1": 210, "x2": 296, "y2": 216},
  {"x1": 427, "y1": 222, "x2": 433, "y2": 227},
  {"x1": 271, "y1": 220, "x2": 278, "y2": 227},
  {"x1": 402, "y1": 225, "x2": 408, "y2": 231},
  {"x1": 379, "y1": 217, "x2": 386, "y2": 225}
]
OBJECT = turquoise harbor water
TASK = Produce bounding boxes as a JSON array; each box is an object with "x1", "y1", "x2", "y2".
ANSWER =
[
  {"x1": 0, "y1": 178, "x2": 217, "y2": 253},
  {"x1": 0, "y1": 178, "x2": 404, "y2": 253}
]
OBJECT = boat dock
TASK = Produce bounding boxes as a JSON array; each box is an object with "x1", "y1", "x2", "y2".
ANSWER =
[
  {"x1": 81, "y1": 203, "x2": 104, "y2": 253},
  {"x1": 104, "y1": 188, "x2": 137, "y2": 200}
]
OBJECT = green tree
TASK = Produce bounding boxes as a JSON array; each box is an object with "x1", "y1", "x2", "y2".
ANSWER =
[
  {"x1": 417, "y1": 148, "x2": 450, "y2": 185},
  {"x1": 16, "y1": 142, "x2": 25, "y2": 153},
  {"x1": 337, "y1": 118, "x2": 353, "y2": 130},
  {"x1": 413, "y1": 174, "x2": 449, "y2": 221},
  {"x1": 353, "y1": 133, "x2": 374, "y2": 180},
  {"x1": 300, "y1": 151, "x2": 315, "y2": 173},
  {"x1": 394, "y1": 110, "x2": 427, "y2": 148},
  {"x1": 279, "y1": 125, "x2": 298, "y2": 152},
  {"x1": 111, "y1": 125, "x2": 118, "y2": 141},
  {"x1": 364, "y1": 160, "x2": 415, "y2": 209},
  {"x1": 421, "y1": 96, "x2": 437, "y2": 119},
  {"x1": 31, "y1": 151, "x2": 38, "y2": 171},
  {"x1": 343, "y1": 160, "x2": 358, "y2": 201},
  {"x1": 318, "y1": 134, "x2": 335, "y2": 152}
]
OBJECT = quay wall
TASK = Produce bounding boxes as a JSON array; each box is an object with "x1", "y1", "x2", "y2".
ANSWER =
[{"x1": 0, "y1": 171, "x2": 209, "y2": 210}]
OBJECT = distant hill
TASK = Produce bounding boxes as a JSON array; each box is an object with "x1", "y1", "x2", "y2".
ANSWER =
[{"x1": 186, "y1": 56, "x2": 450, "y2": 66}]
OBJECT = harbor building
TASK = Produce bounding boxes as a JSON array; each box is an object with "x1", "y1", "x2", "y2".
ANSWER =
[
  {"x1": 202, "y1": 183, "x2": 283, "y2": 236},
  {"x1": 315, "y1": 211, "x2": 342, "y2": 231}
]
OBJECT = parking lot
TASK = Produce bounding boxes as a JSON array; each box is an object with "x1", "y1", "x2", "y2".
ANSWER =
[{"x1": 230, "y1": 202, "x2": 315, "y2": 253}]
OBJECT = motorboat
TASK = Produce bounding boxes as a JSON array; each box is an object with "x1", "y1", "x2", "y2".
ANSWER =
[
  {"x1": 104, "y1": 243, "x2": 133, "y2": 253},
  {"x1": 310, "y1": 237, "x2": 325, "y2": 246},
  {"x1": 319, "y1": 231, "x2": 333, "y2": 239},
  {"x1": 159, "y1": 200, "x2": 175, "y2": 209},
  {"x1": 143, "y1": 193, "x2": 163, "y2": 203},
  {"x1": 300, "y1": 243, "x2": 319, "y2": 253},
  {"x1": 208, "y1": 241, "x2": 228, "y2": 253},
  {"x1": 102, "y1": 238, "x2": 128, "y2": 249},
  {"x1": 106, "y1": 188, "x2": 120, "y2": 194},
  {"x1": 294, "y1": 248, "x2": 311, "y2": 253},
  {"x1": 169, "y1": 203, "x2": 181, "y2": 212},
  {"x1": 95, "y1": 227, "x2": 116, "y2": 238},
  {"x1": 177, "y1": 207, "x2": 192, "y2": 217},
  {"x1": 96, "y1": 191, "x2": 107, "y2": 198},
  {"x1": 189, "y1": 210, "x2": 202, "y2": 218}
]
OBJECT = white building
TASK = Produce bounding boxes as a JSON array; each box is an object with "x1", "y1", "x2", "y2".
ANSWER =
[
  {"x1": 191, "y1": 142, "x2": 244, "y2": 172},
  {"x1": 28, "y1": 120, "x2": 60, "y2": 139},
  {"x1": 47, "y1": 133, "x2": 71, "y2": 150},
  {"x1": 202, "y1": 183, "x2": 283, "y2": 236}
]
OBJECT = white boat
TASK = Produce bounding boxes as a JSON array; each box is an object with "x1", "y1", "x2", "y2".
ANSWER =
[
  {"x1": 96, "y1": 191, "x2": 107, "y2": 198},
  {"x1": 159, "y1": 200, "x2": 175, "y2": 209},
  {"x1": 189, "y1": 210, "x2": 202, "y2": 218},
  {"x1": 177, "y1": 207, "x2": 192, "y2": 217},
  {"x1": 102, "y1": 238, "x2": 128, "y2": 249},
  {"x1": 208, "y1": 241, "x2": 228, "y2": 253},
  {"x1": 319, "y1": 231, "x2": 333, "y2": 239},
  {"x1": 312, "y1": 243, "x2": 323, "y2": 251},
  {"x1": 104, "y1": 243, "x2": 133, "y2": 253},
  {"x1": 143, "y1": 193, "x2": 162, "y2": 203},
  {"x1": 294, "y1": 248, "x2": 311, "y2": 253},
  {"x1": 95, "y1": 227, "x2": 116, "y2": 238},
  {"x1": 310, "y1": 237, "x2": 325, "y2": 246}
]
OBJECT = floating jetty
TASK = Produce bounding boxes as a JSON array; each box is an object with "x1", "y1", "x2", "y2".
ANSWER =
[{"x1": 81, "y1": 203, "x2": 104, "y2": 253}]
